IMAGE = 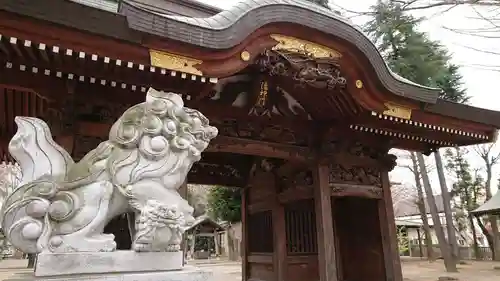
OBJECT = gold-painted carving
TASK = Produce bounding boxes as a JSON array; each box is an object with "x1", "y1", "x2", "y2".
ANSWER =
[
  {"x1": 149, "y1": 50, "x2": 203, "y2": 76},
  {"x1": 270, "y1": 34, "x2": 342, "y2": 59},
  {"x1": 383, "y1": 102, "x2": 412, "y2": 120},
  {"x1": 355, "y1": 80, "x2": 363, "y2": 89},
  {"x1": 257, "y1": 81, "x2": 269, "y2": 106},
  {"x1": 241, "y1": 51, "x2": 251, "y2": 61},
  {"x1": 248, "y1": 80, "x2": 271, "y2": 117}
]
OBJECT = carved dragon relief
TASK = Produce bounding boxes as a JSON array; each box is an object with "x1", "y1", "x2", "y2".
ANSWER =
[
  {"x1": 326, "y1": 141, "x2": 397, "y2": 188},
  {"x1": 330, "y1": 185, "x2": 383, "y2": 197},
  {"x1": 189, "y1": 162, "x2": 244, "y2": 184},
  {"x1": 328, "y1": 164, "x2": 382, "y2": 187},
  {"x1": 210, "y1": 118, "x2": 309, "y2": 146},
  {"x1": 256, "y1": 49, "x2": 347, "y2": 89}
]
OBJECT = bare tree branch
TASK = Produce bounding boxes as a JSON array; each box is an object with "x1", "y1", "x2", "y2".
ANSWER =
[
  {"x1": 392, "y1": 0, "x2": 500, "y2": 12},
  {"x1": 0, "y1": 162, "x2": 21, "y2": 210}
]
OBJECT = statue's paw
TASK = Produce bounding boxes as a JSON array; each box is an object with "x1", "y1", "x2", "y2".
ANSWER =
[
  {"x1": 98, "y1": 239, "x2": 117, "y2": 252},
  {"x1": 133, "y1": 242, "x2": 152, "y2": 252},
  {"x1": 50, "y1": 234, "x2": 117, "y2": 253},
  {"x1": 166, "y1": 244, "x2": 180, "y2": 252},
  {"x1": 98, "y1": 233, "x2": 115, "y2": 241}
]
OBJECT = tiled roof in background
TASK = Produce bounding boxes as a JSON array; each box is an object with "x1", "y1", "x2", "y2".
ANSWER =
[{"x1": 393, "y1": 194, "x2": 445, "y2": 218}]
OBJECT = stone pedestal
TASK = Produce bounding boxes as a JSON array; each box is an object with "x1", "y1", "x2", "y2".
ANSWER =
[
  {"x1": 35, "y1": 251, "x2": 184, "y2": 277},
  {"x1": 1, "y1": 89, "x2": 218, "y2": 281},
  {"x1": 5, "y1": 251, "x2": 212, "y2": 281},
  {"x1": 6, "y1": 268, "x2": 212, "y2": 281}
]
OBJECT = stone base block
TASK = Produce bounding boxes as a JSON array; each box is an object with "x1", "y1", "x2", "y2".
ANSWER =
[
  {"x1": 35, "y1": 251, "x2": 183, "y2": 277},
  {"x1": 6, "y1": 267, "x2": 212, "y2": 281}
]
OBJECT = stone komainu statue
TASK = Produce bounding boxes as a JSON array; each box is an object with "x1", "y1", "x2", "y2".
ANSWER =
[{"x1": 1, "y1": 88, "x2": 218, "y2": 253}]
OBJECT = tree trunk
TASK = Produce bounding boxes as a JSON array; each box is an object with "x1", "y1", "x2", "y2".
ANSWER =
[
  {"x1": 416, "y1": 152, "x2": 457, "y2": 272},
  {"x1": 227, "y1": 225, "x2": 238, "y2": 261},
  {"x1": 410, "y1": 152, "x2": 435, "y2": 261},
  {"x1": 434, "y1": 150, "x2": 460, "y2": 261},
  {"x1": 484, "y1": 164, "x2": 500, "y2": 260},
  {"x1": 477, "y1": 216, "x2": 496, "y2": 260},
  {"x1": 417, "y1": 228, "x2": 424, "y2": 258},
  {"x1": 468, "y1": 214, "x2": 480, "y2": 260}
]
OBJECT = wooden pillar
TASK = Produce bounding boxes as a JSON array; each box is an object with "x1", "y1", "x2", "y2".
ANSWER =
[
  {"x1": 313, "y1": 163, "x2": 338, "y2": 281},
  {"x1": 272, "y1": 184, "x2": 287, "y2": 281},
  {"x1": 214, "y1": 231, "x2": 220, "y2": 256},
  {"x1": 241, "y1": 187, "x2": 249, "y2": 281},
  {"x1": 379, "y1": 171, "x2": 403, "y2": 281},
  {"x1": 190, "y1": 233, "x2": 195, "y2": 259},
  {"x1": 51, "y1": 80, "x2": 77, "y2": 156},
  {"x1": 56, "y1": 135, "x2": 74, "y2": 156}
]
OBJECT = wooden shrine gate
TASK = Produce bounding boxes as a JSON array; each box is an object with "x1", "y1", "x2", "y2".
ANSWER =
[
  {"x1": 1, "y1": 1, "x2": 500, "y2": 281},
  {"x1": 239, "y1": 149, "x2": 399, "y2": 281}
]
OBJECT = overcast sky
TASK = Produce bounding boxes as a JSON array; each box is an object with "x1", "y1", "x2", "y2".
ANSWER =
[{"x1": 200, "y1": 0, "x2": 500, "y2": 194}]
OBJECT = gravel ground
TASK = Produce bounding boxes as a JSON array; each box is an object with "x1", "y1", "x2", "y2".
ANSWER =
[
  {"x1": 0, "y1": 258, "x2": 499, "y2": 281},
  {"x1": 402, "y1": 259, "x2": 500, "y2": 281}
]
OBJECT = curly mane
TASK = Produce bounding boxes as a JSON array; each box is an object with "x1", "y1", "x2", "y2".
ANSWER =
[{"x1": 106, "y1": 89, "x2": 218, "y2": 188}]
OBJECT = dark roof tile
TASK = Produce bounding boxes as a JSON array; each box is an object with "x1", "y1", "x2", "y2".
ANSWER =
[
  {"x1": 119, "y1": 0, "x2": 441, "y2": 103},
  {"x1": 4, "y1": 0, "x2": 500, "y2": 128},
  {"x1": 394, "y1": 193, "x2": 445, "y2": 218}
]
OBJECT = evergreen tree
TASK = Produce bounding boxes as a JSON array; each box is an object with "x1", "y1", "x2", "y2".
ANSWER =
[
  {"x1": 364, "y1": 1, "x2": 470, "y2": 272},
  {"x1": 207, "y1": 186, "x2": 242, "y2": 261},
  {"x1": 445, "y1": 148, "x2": 485, "y2": 259},
  {"x1": 207, "y1": 186, "x2": 241, "y2": 223},
  {"x1": 305, "y1": 0, "x2": 330, "y2": 9},
  {"x1": 445, "y1": 148, "x2": 485, "y2": 216},
  {"x1": 364, "y1": 1, "x2": 469, "y2": 103}
]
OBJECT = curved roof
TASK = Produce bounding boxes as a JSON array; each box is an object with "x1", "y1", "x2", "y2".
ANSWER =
[
  {"x1": 184, "y1": 215, "x2": 224, "y2": 232},
  {"x1": 472, "y1": 191, "x2": 500, "y2": 216},
  {"x1": 124, "y1": 0, "x2": 221, "y2": 17},
  {"x1": 120, "y1": 0, "x2": 441, "y2": 103},
  {"x1": 2, "y1": 0, "x2": 500, "y2": 132}
]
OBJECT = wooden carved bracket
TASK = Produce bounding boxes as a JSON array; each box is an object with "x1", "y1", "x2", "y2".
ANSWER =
[
  {"x1": 328, "y1": 164, "x2": 382, "y2": 187},
  {"x1": 255, "y1": 49, "x2": 347, "y2": 89},
  {"x1": 331, "y1": 184, "x2": 383, "y2": 199}
]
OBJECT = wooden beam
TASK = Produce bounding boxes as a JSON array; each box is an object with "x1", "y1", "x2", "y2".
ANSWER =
[
  {"x1": 247, "y1": 254, "x2": 273, "y2": 264},
  {"x1": 248, "y1": 200, "x2": 274, "y2": 214},
  {"x1": 0, "y1": 66, "x2": 67, "y2": 101},
  {"x1": 0, "y1": 35, "x2": 10, "y2": 56},
  {"x1": 330, "y1": 183, "x2": 382, "y2": 199},
  {"x1": 0, "y1": 11, "x2": 148, "y2": 64},
  {"x1": 77, "y1": 122, "x2": 312, "y2": 161},
  {"x1": 208, "y1": 136, "x2": 311, "y2": 161},
  {"x1": 8, "y1": 37, "x2": 23, "y2": 58},
  {"x1": 2, "y1": 55, "x2": 179, "y2": 93},
  {"x1": 313, "y1": 163, "x2": 338, "y2": 281},
  {"x1": 0, "y1": 87, "x2": 5, "y2": 136},
  {"x1": 275, "y1": 161, "x2": 304, "y2": 178},
  {"x1": 277, "y1": 186, "x2": 313, "y2": 203}
]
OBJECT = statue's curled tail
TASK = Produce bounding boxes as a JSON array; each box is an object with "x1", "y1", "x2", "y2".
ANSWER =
[
  {"x1": 1, "y1": 88, "x2": 218, "y2": 254},
  {"x1": 2, "y1": 117, "x2": 74, "y2": 253}
]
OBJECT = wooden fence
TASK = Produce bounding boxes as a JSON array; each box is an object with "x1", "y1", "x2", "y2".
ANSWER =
[{"x1": 409, "y1": 245, "x2": 492, "y2": 260}]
